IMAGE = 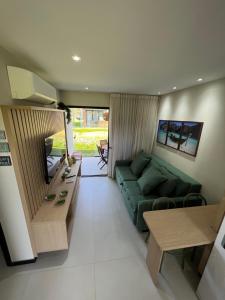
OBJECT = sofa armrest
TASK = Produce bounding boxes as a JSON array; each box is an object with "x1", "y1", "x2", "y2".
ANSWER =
[
  {"x1": 115, "y1": 160, "x2": 132, "y2": 167},
  {"x1": 114, "y1": 160, "x2": 132, "y2": 178},
  {"x1": 136, "y1": 199, "x2": 154, "y2": 231}
]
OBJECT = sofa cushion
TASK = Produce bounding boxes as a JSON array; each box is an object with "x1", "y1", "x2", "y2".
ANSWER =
[
  {"x1": 137, "y1": 167, "x2": 167, "y2": 195},
  {"x1": 157, "y1": 179, "x2": 177, "y2": 197},
  {"x1": 174, "y1": 179, "x2": 191, "y2": 197},
  {"x1": 123, "y1": 181, "x2": 157, "y2": 212},
  {"x1": 151, "y1": 154, "x2": 202, "y2": 193},
  {"x1": 130, "y1": 151, "x2": 151, "y2": 177},
  {"x1": 157, "y1": 167, "x2": 178, "y2": 197},
  {"x1": 142, "y1": 160, "x2": 161, "y2": 175},
  {"x1": 116, "y1": 166, "x2": 137, "y2": 182}
]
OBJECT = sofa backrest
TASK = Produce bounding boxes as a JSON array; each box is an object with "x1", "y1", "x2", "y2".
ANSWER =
[{"x1": 148, "y1": 154, "x2": 201, "y2": 193}]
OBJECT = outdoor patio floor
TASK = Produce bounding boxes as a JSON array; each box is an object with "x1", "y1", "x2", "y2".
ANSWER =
[{"x1": 81, "y1": 157, "x2": 107, "y2": 176}]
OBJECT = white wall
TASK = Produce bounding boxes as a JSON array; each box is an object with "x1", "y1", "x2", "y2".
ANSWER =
[
  {"x1": 0, "y1": 46, "x2": 23, "y2": 105},
  {"x1": 60, "y1": 90, "x2": 110, "y2": 108},
  {"x1": 0, "y1": 109, "x2": 34, "y2": 261},
  {"x1": 197, "y1": 216, "x2": 225, "y2": 300},
  {"x1": 153, "y1": 78, "x2": 225, "y2": 203},
  {"x1": 0, "y1": 46, "x2": 57, "y2": 107}
]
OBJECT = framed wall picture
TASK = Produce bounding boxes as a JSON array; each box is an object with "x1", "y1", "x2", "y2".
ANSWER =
[
  {"x1": 179, "y1": 122, "x2": 203, "y2": 156},
  {"x1": 156, "y1": 120, "x2": 168, "y2": 145},
  {"x1": 166, "y1": 121, "x2": 182, "y2": 149}
]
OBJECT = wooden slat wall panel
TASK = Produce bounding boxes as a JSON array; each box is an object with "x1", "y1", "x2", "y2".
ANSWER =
[
  {"x1": 11, "y1": 109, "x2": 36, "y2": 217},
  {"x1": 18, "y1": 110, "x2": 38, "y2": 215},
  {"x1": 25, "y1": 110, "x2": 43, "y2": 209},
  {"x1": 33, "y1": 110, "x2": 46, "y2": 205},
  {"x1": 7, "y1": 107, "x2": 65, "y2": 219}
]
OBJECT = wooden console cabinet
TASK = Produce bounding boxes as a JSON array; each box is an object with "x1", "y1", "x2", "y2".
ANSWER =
[
  {"x1": 0, "y1": 105, "x2": 66, "y2": 262},
  {"x1": 32, "y1": 161, "x2": 81, "y2": 253},
  {"x1": 0, "y1": 105, "x2": 80, "y2": 259}
]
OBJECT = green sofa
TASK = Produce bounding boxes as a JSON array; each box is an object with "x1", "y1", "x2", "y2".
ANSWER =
[{"x1": 115, "y1": 153, "x2": 203, "y2": 231}]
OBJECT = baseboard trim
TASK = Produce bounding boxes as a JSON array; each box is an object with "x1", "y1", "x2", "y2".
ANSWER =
[
  {"x1": 6, "y1": 257, "x2": 37, "y2": 267},
  {"x1": 0, "y1": 223, "x2": 37, "y2": 267}
]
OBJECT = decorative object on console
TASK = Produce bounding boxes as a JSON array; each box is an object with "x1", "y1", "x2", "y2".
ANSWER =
[
  {"x1": 67, "y1": 155, "x2": 74, "y2": 167},
  {"x1": 65, "y1": 166, "x2": 71, "y2": 173},
  {"x1": 71, "y1": 155, "x2": 76, "y2": 164},
  {"x1": 71, "y1": 151, "x2": 82, "y2": 161},
  {"x1": 0, "y1": 130, "x2": 6, "y2": 140},
  {"x1": 61, "y1": 173, "x2": 66, "y2": 181},
  {"x1": 157, "y1": 120, "x2": 203, "y2": 157},
  {"x1": 45, "y1": 194, "x2": 56, "y2": 201},
  {"x1": 61, "y1": 168, "x2": 71, "y2": 181},
  {"x1": 0, "y1": 142, "x2": 10, "y2": 152},
  {"x1": 55, "y1": 199, "x2": 66, "y2": 206},
  {"x1": 60, "y1": 190, "x2": 68, "y2": 197}
]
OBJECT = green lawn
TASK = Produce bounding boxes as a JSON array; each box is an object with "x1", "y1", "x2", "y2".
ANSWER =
[
  {"x1": 50, "y1": 128, "x2": 108, "y2": 157},
  {"x1": 73, "y1": 127, "x2": 108, "y2": 157}
]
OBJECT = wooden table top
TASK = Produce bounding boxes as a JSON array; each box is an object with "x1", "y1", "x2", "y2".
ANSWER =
[{"x1": 143, "y1": 205, "x2": 218, "y2": 251}]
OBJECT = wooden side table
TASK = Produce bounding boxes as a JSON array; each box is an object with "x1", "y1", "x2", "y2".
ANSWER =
[{"x1": 143, "y1": 205, "x2": 218, "y2": 286}]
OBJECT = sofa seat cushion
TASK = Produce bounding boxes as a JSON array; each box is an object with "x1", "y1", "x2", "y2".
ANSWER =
[
  {"x1": 116, "y1": 166, "x2": 138, "y2": 183},
  {"x1": 123, "y1": 181, "x2": 157, "y2": 212},
  {"x1": 130, "y1": 151, "x2": 151, "y2": 177},
  {"x1": 137, "y1": 167, "x2": 167, "y2": 195}
]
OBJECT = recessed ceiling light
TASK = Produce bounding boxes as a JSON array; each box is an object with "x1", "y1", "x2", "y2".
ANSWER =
[
  {"x1": 158, "y1": 92, "x2": 161, "y2": 95},
  {"x1": 197, "y1": 78, "x2": 203, "y2": 82},
  {"x1": 85, "y1": 87, "x2": 89, "y2": 90},
  {"x1": 173, "y1": 86, "x2": 177, "y2": 90},
  {"x1": 72, "y1": 55, "x2": 81, "y2": 62}
]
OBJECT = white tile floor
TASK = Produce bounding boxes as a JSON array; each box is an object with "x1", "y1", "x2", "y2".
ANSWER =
[
  {"x1": 0, "y1": 177, "x2": 199, "y2": 300},
  {"x1": 81, "y1": 157, "x2": 107, "y2": 176}
]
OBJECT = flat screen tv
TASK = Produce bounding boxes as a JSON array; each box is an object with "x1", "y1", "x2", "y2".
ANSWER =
[{"x1": 44, "y1": 130, "x2": 67, "y2": 184}]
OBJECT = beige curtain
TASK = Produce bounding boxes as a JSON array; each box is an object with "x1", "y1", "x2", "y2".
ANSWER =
[{"x1": 108, "y1": 93, "x2": 159, "y2": 177}]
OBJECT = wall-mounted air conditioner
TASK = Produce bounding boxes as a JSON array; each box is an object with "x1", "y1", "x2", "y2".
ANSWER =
[{"x1": 7, "y1": 66, "x2": 58, "y2": 105}]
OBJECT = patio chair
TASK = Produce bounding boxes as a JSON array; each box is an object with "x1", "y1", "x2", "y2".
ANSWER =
[
  {"x1": 99, "y1": 139, "x2": 108, "y2": 147},
  {"x1": 96, "y1": 145, "x2": 108, "y2": 169}
]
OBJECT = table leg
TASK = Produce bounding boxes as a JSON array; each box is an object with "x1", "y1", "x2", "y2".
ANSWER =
[
  {"x1": 198, "y1": 243, "x2": 213, "y2": 275},
  {"x1": 146, "y1": 234, "x2": 163, "y2": 286}
]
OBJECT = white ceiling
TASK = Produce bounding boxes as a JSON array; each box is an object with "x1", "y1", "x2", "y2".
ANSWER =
[{"x1": 0, "y1": 0, "x2": 225, "y2": 95}]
